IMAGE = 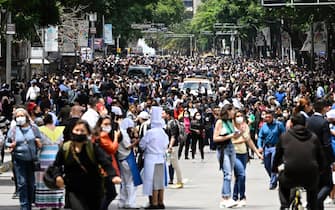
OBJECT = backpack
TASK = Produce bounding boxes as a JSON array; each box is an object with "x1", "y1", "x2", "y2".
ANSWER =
[
  {"x1": 63, "y1": 140, "x2": 96, "y2": 165},
  {"x1": 62, "y1": 141, "x2": 106, "y2": 176}
]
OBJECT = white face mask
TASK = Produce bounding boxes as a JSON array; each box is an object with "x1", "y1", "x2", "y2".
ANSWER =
[
  {"x1": 16, "y1": 116, "x2": 26, "y2": 126},
  {"x1": 184, "y1": 114, "x2": 189, "y2": 118},
  {"x1": 283, "y1": 113, "x2": 289, "y2": 118},
  {"x1": 196, "y1": 116, "x2": 201, "y2": 120},
  {"x1": 235, "y1": 116, "x2": 244, "y2": 124},
  {"x1": 102, "y1": 126, "x2": 112, "y2": 133}
]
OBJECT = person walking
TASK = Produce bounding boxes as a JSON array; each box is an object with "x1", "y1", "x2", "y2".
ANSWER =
[
  {"x1": 140, "y1": 106, "x2": 169, "y2": 209},
  {"x1": 213, "y1": 104, "x2": 239, "y2": 208},
  {"x1": 257, "y1": 109, "x2": 285, "y2": 190},
  {"x1": 307, "y1": 100, "x2": 335, "y2": 210},
  {"x1": 35, "y1": 114, "x2": 65, "y2": 210},
  {"x1": 53, "y1": 119, "x2": 121, "y2": 210},
  {"x1": 118, "y1": 118, "x2": 142, "y2": 209},
  {"x1": 162, "y1": 108, "x2": 183, "y2": 188},
  {"x1": 232, "y1": 110, "x2": 263, "y2": 207},
  {"x1": 273, "y1": 113, "x2": 326, "y2": 210},
  {"x1": 94, "y1": 116, "x2": 121, "y2": 210},
  {"x1": 178, "y1": 110, "x2": 191, "y2": 160},
  {"x1": 6, "y1": 108, "x2": 42, "y2": 210},
  {"x1": 190, "y1": 111, "x2": 205, "y2": 161}
]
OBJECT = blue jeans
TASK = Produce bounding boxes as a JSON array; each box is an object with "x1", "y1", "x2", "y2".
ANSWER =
[
  {"x1": 264, "y1": 146, "x2": 277, "y2": 188},
  {"x1": 217, "y1": 142, "x2": 236, "y2": 197},
  {"x1": 13, "y1": 158, "x2": 35, "y2": 210},
  {"x1": 233, "y1": 153, "x2": 248, "y2": 201}
]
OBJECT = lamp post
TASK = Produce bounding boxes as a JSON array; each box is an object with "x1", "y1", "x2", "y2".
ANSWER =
[
  {"x1": 89, "y1": 12, "x2": 97, "y2": 60},
  {"x1": 6, "y1": 11, "x2": 13, "y2": 88}
]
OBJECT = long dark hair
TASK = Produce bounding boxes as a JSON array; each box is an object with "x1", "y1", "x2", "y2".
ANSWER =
[
  {"x1": 220, "y1": 104, "x2": 233, "y2": 121},
  {"x1": 72, "y1": 119, "x2": 91, "y2": 135}
]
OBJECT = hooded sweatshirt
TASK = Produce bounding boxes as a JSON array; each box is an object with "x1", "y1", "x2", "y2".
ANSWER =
[{"x1": 272, "y1": 125, "x2": 326, "y2": 189}]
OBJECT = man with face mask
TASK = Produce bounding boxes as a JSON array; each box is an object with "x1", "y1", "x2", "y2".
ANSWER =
[{"x1": 26, "y1": 80, "x2": 40, "y2": 102}]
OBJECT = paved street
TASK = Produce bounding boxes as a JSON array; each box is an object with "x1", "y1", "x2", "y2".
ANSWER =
[{"x1": 1, "y1": 150, "x2": 335, "y2": 209}]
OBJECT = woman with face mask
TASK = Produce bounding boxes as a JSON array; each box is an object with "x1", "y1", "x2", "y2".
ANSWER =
[
  {"x1": 5, "y1": 108, "x2": 42, "y2": 210},
  {"x1": 231, "y1": 110, "x2": 263, "y2": 207},
  {"x1": 190, "y1": 111, "x2": 205, "y2": 161},
  {"x1": 178, "y1": 110, "x2": 192, "y2": 160},
  {"x1": 53, "y1": 120, "x2": 121, "y2": 210},
  {"x1": 94, "y1": 116, "x2": 121, "y2": 210}
]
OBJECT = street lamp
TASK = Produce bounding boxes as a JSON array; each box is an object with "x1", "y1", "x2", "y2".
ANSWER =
[{"x1": 89, "y1": 12, "x2": 97, "y2": 60}]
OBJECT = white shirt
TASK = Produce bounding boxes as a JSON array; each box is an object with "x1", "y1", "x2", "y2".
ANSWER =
[
  {"x1": 81, "y1": 108, "x2": 99, "y2": 130},
  {"x1": 26, "y1": 86, "x2": 40, "y2": 101}
]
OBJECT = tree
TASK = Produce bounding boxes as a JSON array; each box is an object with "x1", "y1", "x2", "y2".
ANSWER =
[
  {"x1": 191, "y1": 0, "x2": 266, "y2": 55},
  {"x1": 0, "y1": 0, "x2": 60, "y2": 39},
  {"x1": 149, "y1": 0, "x2": 185, "y2": 25}
]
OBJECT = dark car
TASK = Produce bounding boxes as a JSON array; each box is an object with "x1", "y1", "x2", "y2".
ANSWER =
[{"x1": 127, "y1": 65, "x2": 152, "y2": 77}]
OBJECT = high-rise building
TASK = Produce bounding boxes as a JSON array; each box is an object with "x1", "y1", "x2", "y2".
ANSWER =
[{"x1": 182, "y1": 0, "x2": 202, "y2": 17}]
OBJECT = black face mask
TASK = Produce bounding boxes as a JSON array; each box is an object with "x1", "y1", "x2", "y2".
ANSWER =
[
  {"x1": 71, "y1": 133, "x2": 87, "y2": 142},
  {"x1": 35, "y1": 112, "x2": 43, "y2": 117}
]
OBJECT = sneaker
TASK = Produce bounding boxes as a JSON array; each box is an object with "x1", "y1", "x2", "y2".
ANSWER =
[
  {"x1": 269, "y1": 185, "x2": 277, "y2": 190},
  {"x1": 324, "y1": 197, "x2": 334, "y2": 205},
  {"x1": 237, "y1": 199, "x2": 246, "y2": 207},
  {"x1": 171, "y1": 183, "x2": 183, "y2": 189},
  {"x1": 219, "y1": 198, "x2": 238, "y2": 208}
]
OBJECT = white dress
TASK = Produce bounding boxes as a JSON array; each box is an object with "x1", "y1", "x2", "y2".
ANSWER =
[{"x1": 140, "y1": 126, "x2": 169, "y2": 196}]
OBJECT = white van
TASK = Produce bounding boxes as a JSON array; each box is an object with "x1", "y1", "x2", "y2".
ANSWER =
[{"x1": 181, "y1": 77, "x2": 213, "y2": 96}]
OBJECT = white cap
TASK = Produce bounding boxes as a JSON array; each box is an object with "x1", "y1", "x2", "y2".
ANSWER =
[{"x1": 138, "y1": 111, "x2": 150, "y2": 120}]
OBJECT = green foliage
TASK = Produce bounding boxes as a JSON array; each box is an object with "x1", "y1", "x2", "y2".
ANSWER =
[{"x1": 151, "y1": 0, "x2": 184, "y2": 25}]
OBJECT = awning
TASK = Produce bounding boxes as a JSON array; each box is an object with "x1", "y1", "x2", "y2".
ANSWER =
[{"x1": 30, "y1": 58, "x2": 50, "y2": 64}]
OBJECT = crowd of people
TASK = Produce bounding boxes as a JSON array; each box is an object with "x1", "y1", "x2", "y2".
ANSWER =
[{"x1": 0, "y1": 55, "x2": 334, "y2": 210}]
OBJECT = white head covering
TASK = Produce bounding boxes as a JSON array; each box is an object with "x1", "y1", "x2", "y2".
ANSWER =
[
  {"x1": 120, "y1": 118, "x2": 135, "y2": 130},
  {"x1": 138, "y1": 111, "x2": 150, "y2": 120},
  {"x1": 151, "y1": 106, "x2": 164, "y2": 128}
]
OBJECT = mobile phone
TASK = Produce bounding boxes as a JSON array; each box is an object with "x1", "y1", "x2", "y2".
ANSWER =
[{"x1": 234, "y1": 130, "x2": 241, "y2": 134}]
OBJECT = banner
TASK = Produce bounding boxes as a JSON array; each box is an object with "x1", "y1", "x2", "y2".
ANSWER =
[
  {"x1": 81, "y1": 47, "x2": 93, "y2": 62},
  {"x1": 77, "y1": 20, "x2": 89, "y2": 47},
  {"x1": 45, "y1": 26, "x2": 58, "y2": 52},
  {"x1": 261, "y1": 27, "x2": 271, "y2": 47},
  {"x1": 281, "y1": 31, "x2": 291, "y2": 48},
  {"x1": 256, "y1": 32, "x2": 265, "y2": 46},
  {"x1": 104, "y1": 24, "x2": 113, "y2": 45},
  {"x1": 301, "y1": 21, "x2": 327, "y2": 53}
]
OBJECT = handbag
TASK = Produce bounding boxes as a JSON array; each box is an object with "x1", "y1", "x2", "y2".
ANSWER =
[
  {"x1": 14, "y1": 140, "x2": 36, "y2": 161},
  {"x1": 43, "y1": 165, "x2": 61, "y2": 190},
  {"x1": 14, "y1": 126, "x2": 41, "y2": 171}
]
